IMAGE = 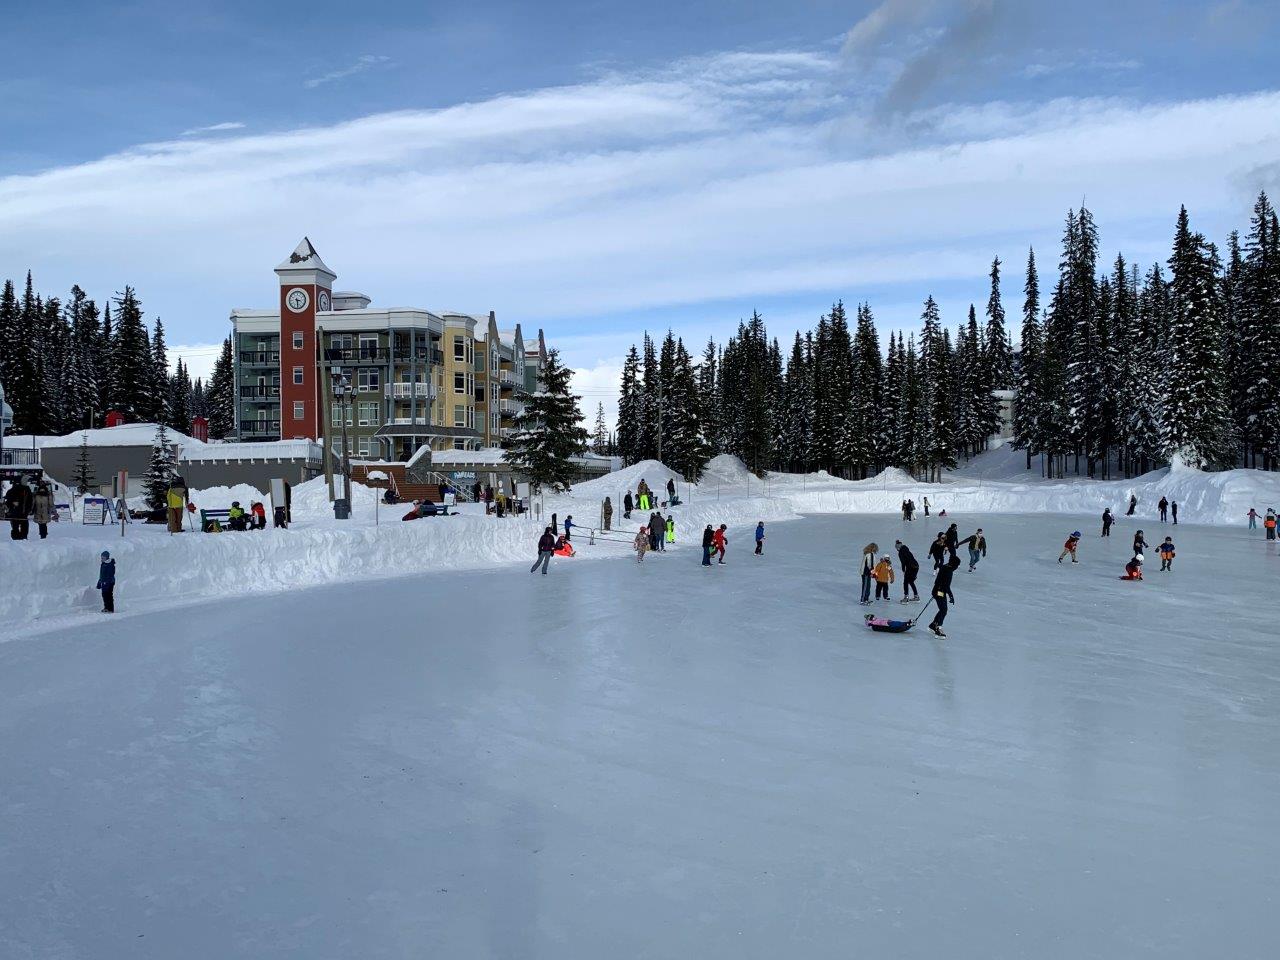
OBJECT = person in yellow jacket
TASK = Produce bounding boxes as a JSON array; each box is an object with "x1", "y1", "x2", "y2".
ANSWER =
[
  {"x1": 665, "y1": 516, "x2": 675, "y2": 544},
  {"x1": 166, "y1": 479, "x2": 187, "y2": 533},
  {"x1": 872, "y1": 554, "x2": 896, "y2": 601}
]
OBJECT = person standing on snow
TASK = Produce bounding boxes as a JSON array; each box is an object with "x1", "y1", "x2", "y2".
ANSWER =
[
  {"x1": 928, "y1": 532, "x2": 947, "y2": 569},
  {"x1": 1102, "y1": 508, "x2": 1114, "y2": 537},
  {"x1": 858, "y1": 542, "x2": 878, "y2": 605},
  {"x1": 563, "y1": 515, "x2": 574, "y2": 541},
  {"x1": 754, "y1": 521, "x2": 765, "y2": 555},
  {"x1": 1158, "y1": 536, "x2": 1176, "y2": 572},
  {"x1": 713, "y1": 524, "x2": 728, "y2": 563},
  {"x1": 4, "y1": 476, "x2": 32, "y2": 540},
  {"x1": 1127, "y1": 494, "x2": 1138, "y2": 516},
  {"x1": 1059, "y1": 531, "x2": 1081, "y2": 564},
  {"x1": 944, "y1": 523, "x2": 959, "y2": 560},
  {"x1": 166, "y1": 477, "x2": 187, "y2": 533},
  {"x1": 665, "y1": 514, "x2": 675, "y2": 545},
  {"x1": 623, "y1": 491, "x2": 633, "y2": 520},
  {"x1": 602, "y1": 497, "x2": 613, "y2": 531},
  {"x1": 634, "y1": 526, "x2": 649, "y2": 562},
  {"x1": 701, "y1": 524, "x2": 714, "y2": 566},
  {"x1": 32, "y1": 480, "x2": 55, "y2": 539},
  {"x1": 1158, "y1": 497, "x2": 1169, "y2": 523},
  {"x1": 928, "y1": 554, "x2": 960, "y2": 638},
  {"x1": 1266, "y1": 509, "x2": 1277, "y2": 540},
  {"x1": 872, "y1": 555, "x2": 895, "y2": 600},
  {"x1": 923, "y1": 496, "x2": 930, "y2": 516},
  {"x1": 1133, "y1": 529, "x2": 1150, "y2": 556},
  {"x1": 648, "y1": 513, "x2": 662, "y2": 552},
  {"x1": 960, "y1": 529, "x2": 987, "y2": 572},
  {"x1": 895, "y1": 540, "x2": 920, "y2": 601},
  {"x1": 1247, "y1": 507, "x2": 1258, "y2": 530},
  {"x1": 530, "y1": 526, "x2": 556, "y2": 575},
  {"x1": 666, "y1": 477, "x2": 676, "y2": 504},
  {"x1": 1171, "y1": 500, "x2": 1179, "y2": 524},
  {"x1": 97, "y1": 550, "x2": 116, "y2": 612}
]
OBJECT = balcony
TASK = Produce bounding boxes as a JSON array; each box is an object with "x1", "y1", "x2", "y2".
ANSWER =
[
  {"x1": 387, "y1": 382, "x2": 436, "y2": 399},
  {"x1": 0, "y1": 447, "x2": 40, "y2": 467},
  {"x1": 240, "y1": 384, "x2": 280, "y2": 399},
  {"x1": 391, "y1": 348, "x2": 438, "y2": 363},
  {"x1": 498, "y1": 399, "x2": 519, "y2": 415},
  {"x1": 242, "y1": 351, "x2": 280, "y2": 366},
  {"x1": 388, "y1": 416, "x2": 431, "y2": 426},
  {"x1": 241, "y1": 420, "x2": 281, "y2": 438},
  {"x1": 323, "y1": 346, "x2": 390, "y2": 363}
]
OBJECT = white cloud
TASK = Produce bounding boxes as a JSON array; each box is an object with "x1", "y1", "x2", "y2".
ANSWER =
[
  {"x1": 304, "y1": 55, "x2": 392, "y2": 89},
  {"x1": 168, "y1": 344, "x2": 221, "y2": 385},
  {"x1": 1, "y1": 46, "x2": 1277, "y2": 423},
  {"x1": 180, "y1": 121, "x2": 246, "y2": 137}
]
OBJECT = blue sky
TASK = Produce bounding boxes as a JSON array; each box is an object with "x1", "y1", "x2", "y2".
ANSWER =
[{"x1": 2, "y1": 0, "x2": 1278, "y2": 424}]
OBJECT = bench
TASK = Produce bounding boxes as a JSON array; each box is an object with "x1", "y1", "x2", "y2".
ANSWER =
[
  {"x1": 200, "y1": 508, "x2": 256, "y2": 532},
  {"x1": 401, "y1": 502, "x2": 453, "y2": 520}
]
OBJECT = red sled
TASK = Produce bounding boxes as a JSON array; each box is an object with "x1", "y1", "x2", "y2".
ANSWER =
[{"x1": 1118, "y1": 574, "x2": 1143, "y2": 581}]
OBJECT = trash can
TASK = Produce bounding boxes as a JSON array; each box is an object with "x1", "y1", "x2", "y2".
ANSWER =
[{"x1": 333, "y1": 497, "x2": 350, "y2": 520}]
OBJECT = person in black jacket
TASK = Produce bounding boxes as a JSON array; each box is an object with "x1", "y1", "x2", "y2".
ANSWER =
[
  {"x1": 97, "y1": 550, "x2": 116, "y2": 613},
  {"x1": 1127, "y1": 494, "x2": 1137, "y2": 516},
  {"x1": 1133, "y1": 529, "x2": 1150, "y2": 556},
  {"x1": 944, "y1": 523, "x2": 959, "y2": 558},
  {"x1": 623, "y1": 491, "x2": 633, "y2": 520},
  {"x1": 530, "y1": 527, "x2": 555, "y2": 575},
  {"x1": 927, "y1": 532, "x2": 947, "y2": 569},
  {"x1": 1101, "y1": 507, "x2": 1113, "y2": 537},
  {"x1": 1158, "y1": 496, "x2": 1169, "y2": 522},
  {"x1": 701, "y1": 524, "x2": 714, "y2": 567},
  {"x1": 4, "y1": 478, "x2": 33, "y2": 541},
  {"x1": 928, "y1": 555, "x2": 960, "y2": 638},
  {"x1": 895, "y1": 540, "x2": 920, "y2": 601}
]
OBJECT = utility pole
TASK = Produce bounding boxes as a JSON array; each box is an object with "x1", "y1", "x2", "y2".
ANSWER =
[
  {"x1": 656, "y1": 378, "x2": 663, "y2": 464},
  {"x1": 339, "y1": 378, "x2": 352, "y2": 509}
]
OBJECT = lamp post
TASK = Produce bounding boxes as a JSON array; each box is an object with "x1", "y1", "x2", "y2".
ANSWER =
[{"x1": 337, "y1": 374, "x2": 353, "y2": 512}]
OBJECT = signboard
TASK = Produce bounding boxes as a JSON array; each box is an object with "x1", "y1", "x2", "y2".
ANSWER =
[
  {"x1": 82, "y1": 497, "x2": 108, "y2": 525},
  {"x1": 115, "y1": 469, "x2": 129, "y2": 499},
  {"x1": 450, "y1": 471, "x2": 477, "y2": 482}
]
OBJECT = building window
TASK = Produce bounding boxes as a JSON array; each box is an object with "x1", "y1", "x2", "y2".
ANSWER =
[
  {"x1": 331, "y1": 334, "x2": 353, "y2": 350},
  {"x1": 453, "y1": 404, "x2": 466, "y2": 428},
  {"x1": 330, "y1": 405, "x2": 352, "y2": 427},
  {"x1": 293, "y1": 366, "x2": 304, "y2": 385},
  {"x1": 453, "y1": 335, "x2": 466, "y2": 360},
  {"x1": 357, "y1": 369, "x2": 380, "y2": 393},
  {"x1": 359, "y1": 335, "x2": 378, "y2": 359},
  {"x1": 357, "y1": 437, "x2": 371, "y2": 457},
  {"x1": 454, "y1": 372, "x2": 466, "y2": 394},
  {"x1": 292, "y1": 331, "x2": 303, "y2": 349},
  {"x1": 293, "y1": 401, "x2": 305, "y2": 420},
  {"x1": 358, "y1": 401, "x2": 379, "y2": 426},
  {"x1": 476, "y1": 385, "x2": 486, "y2": 403}
]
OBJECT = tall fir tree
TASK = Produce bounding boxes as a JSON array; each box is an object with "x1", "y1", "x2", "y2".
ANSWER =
[
  {"x1": 1012, "y1": 248, "x2": 1044, "y2": 466},
  {"x1": 504, "y1": 349, "x2": 589, "y2": 492},
  {"x1": 206, "y1": 336, "x2": 236, "y2": 439},
  {"x1": 616, "y1": 345, "x2": 643, "y2": 464},
  {"x1": 111, "y1": 287, "x2": 154, "y2": 421},
  {"x1": 144, "y1": 423, "x2": 178, "y2": 510}
]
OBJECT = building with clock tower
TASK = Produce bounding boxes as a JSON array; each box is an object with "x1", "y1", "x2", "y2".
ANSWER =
[{"x1": 276, "y1": 238, "x2": 335, "y2": 440}]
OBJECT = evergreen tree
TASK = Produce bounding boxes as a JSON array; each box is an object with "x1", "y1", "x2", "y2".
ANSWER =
[
  {"x1": 697, "y1": 339, "x2": 721, "y2": 456},
  {"x1": 150, "y1": 317, "x2": 170, "y2": 424},
  {"x1": 72, "y1": 434, "x2": 98, "y2": 495},
  {"x1": 144, "y1": 423, "x2": 178, "y2": 511},
  {"x1": 881, "y1": 332, "x2": 905, "y2": 467},
  {"x1": 169, "y1": 358, "x2": 193, "y2": 434},
  {"x1": 591, "y1": 401, "x2": 609, "y2": 454},
  {"x1": 917, "y1": 296, "x2": 954, "y2": 479},
  {"x1": 97, "y1": 301, "x2": 116, "y2": 417},
  {"x1": 639, "y1": 333, "x2": 660, "y2": 460},
  {"x1": 1127, "y1": 264, "x2": 1170, "y2": 472},
  {"x1": 783, "y1": 332, "x2": 813, "y2": 472},
  {"x1": 850, "y1": 302, "x2": 883, "y2": 475},
  {"x1": 7, "y1": 272, "x2": 43, "y2": 434},
  {"x1": 1012, "y1": 248, "x2": 1044, "y2": 466},
  {"x1": 984, "y1": 256, "x2": 1014, "y2": 389},
  {"x1": 206, "y1": 336, "x2": 236, "y2": 439},
  {"x1": 616, "y1": 345, "x2": 643, "y2": 464},
  {"x1": 111, "y1": 287, "x2": 153, "y2": 421},
  {"x1": 504, "y1": 349, "x2": 589, "y2": 492},
  {"x1": 1243, "y1": 192, "x2": 1280, "y2": 468}
]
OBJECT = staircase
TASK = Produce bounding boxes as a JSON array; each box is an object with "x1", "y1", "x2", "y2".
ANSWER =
[{"x1": 350, "y1": 462, "x2": 443, "y2": 503}]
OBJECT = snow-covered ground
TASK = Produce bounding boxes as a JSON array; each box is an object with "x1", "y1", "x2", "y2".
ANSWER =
[
  {"x1": 2, "y1": 512, "x2": 1277, "y2": 958},
  {"x1": 5, "y1": 453, "x2": 1280, "y2": 634}
]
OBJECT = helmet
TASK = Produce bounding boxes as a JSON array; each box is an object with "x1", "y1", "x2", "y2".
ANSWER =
[
  {"x1": 1072, "y1": 531, "x2": 1081, "y2": 538},
  {"x1": 1135, "y1": 554, "x2": 1144, "y2": 563},
  {"x1": 100, "y1": 550, "x2": 110, "y2": 559}
]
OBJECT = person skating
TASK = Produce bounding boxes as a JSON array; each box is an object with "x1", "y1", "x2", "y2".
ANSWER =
[
  {"x1": 563, "y1": 514, "x2": 574, "y2": 542},
  {"x1": 97, "y1": 550, "x2": 116, "y2": 613},
  {"x1": 530, "y1": 526, "x2": 556, "y2": 575},
  {"x1": 1133, "y1": 529, "x2": 1150, "y2": 556},
  {"x1": 665, "y1": 515, "x2": 675, "y2": 545},
  {"x1": 961, "y1": 528, "x2": 986, "y2": 572},
  {"x1": 623, "y1": 491, "x2": 633, "y2": 520},
  {"x1": 1171, "y1": 500, "x2": 1179, "y2": 525},
  {"x1": 166, "y1": 477, "x2": 187, "y2": 533},
  {"x1": 602, "y1": 497, "x2": 613, "y2": 531},
  {"x1": 901, "y1": 499, "x2": 910, "y2": 521},
  {"x1": 649, "y1": 513, "x2": 662, "y2": 552},
  {"x1": 1102, "y1": 507, "x2": 1114, "y2": 537},
  {"x1": 923, "y1": 496, "x2": 930, "y2": 516},
  {"x1": 1157, "y1": 536, "x2": 1175, "y2": 571},
  {"x1": 701, "y1": 524, "x2": 714, "y2": 567},
  {"x1": 1158, "y1": 496, "x2": 1169, "y2": 523},
  {"x1": 634, "y1": 526, "x2": 649, "y2": 562},
  {"x1": 1266, "y1": 509, "x2": 1277, "y2": 540},
  {"x1": 944, "y1": 523, "x2": 959, "y2": 560},
  {"x1": 895, "y1": 540, "x2": 920, "y2": 601},
  {"x1": 1127, "y1": 493, "x2": 1138, "y2": 516},
  {"x1": 928, "y1": 532, "x2": 947, "y2": 569},
  {"x1": 1247, "y1": 507, "x2": 1258, "y2": 530},
  {"x1": 713, "y1": 524, "x2": 728, "y2": 563},
  {"x1": 858, "y1": 542, "x2": 878, "y2": 605},
  {"x1": 906, "y1": 499, "x2": 915, "y2": 521},
  {"x1": 1122, "y1": 553, "x2": 1144, "y2": 581},
  {"x1": 4, "y1": 476, "x2": 32, "y2": 540},
  {"x1": 928, "y1": 555, "x2": 960, "y2": 638},
  {"x1": 32, "y1": 480, "x2": 55, "y2": 539},
  {"x1": 872, "y1": 554, "x2": 895, "y2": 600},
  {"x1": 754, "y1": 521, "x2": 765, "y2": 555},
  {"x1": 1059, "y1": 531, "x2": 1081, "y2": 564}
]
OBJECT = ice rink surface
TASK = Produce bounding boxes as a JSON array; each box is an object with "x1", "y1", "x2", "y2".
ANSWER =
[{"x1": 2, "y1": 512, "x2": 1278, "y2": 958}]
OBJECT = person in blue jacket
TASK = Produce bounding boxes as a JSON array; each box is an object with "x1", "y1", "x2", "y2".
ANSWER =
[
  {"x1": 563, "y1": 515, "x2": 574, "y2": 541},
  {"x1": 97, "y1": 550, "x2": 116, "y2": 613},
  {"x1": 754, "y1": 521, "x2": 765, "y2": 555}
]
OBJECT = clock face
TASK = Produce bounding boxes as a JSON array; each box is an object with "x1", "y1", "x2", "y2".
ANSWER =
[
  {"x1": 318, "y1": 290, "x2": 331, "y2": 312},
  {"x1": 285, "y1": 287, "x2": 310, "y2": 313}
]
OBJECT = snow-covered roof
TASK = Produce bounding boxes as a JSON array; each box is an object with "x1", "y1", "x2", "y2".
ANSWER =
[
  {"x1": 179, "y1": 439, "x2": 322, "y2": 462},
  {"x1": 429, "y1": 447, "x2": 510, "y2": 465},
  {"x1": 275, "y1": 237, "x2": 334, "y2": 276},
  {"x1": 39, "y1": 423, "x2": 202, "y2": 449}
]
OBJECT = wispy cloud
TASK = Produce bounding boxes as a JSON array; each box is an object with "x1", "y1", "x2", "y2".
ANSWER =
[
  {"x1": 180, "y1": 121, "x2": 245, "y2": 137},
  {"x1": 304, "y1": 55, "x2": 392, "y2": 89},
  {"x1": 1022, "y1": 54, "x2": 1141, "y2": 79}
]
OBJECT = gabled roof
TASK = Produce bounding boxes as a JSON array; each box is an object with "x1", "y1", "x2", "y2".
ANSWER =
[{"x1": 275, "y1": 237, "x2": 335, "y2": 276}]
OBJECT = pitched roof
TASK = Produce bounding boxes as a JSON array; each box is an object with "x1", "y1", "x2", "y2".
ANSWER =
[{"x1": 275, "y1": 237, "x2": 335, "y2": 276}]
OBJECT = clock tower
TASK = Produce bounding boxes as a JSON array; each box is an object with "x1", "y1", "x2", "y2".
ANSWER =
[{"x1": 274, "y1": 237, "x2": 336, "y2": 440}]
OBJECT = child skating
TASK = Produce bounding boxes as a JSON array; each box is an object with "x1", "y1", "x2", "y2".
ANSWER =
[
  {"x1": 872, "y1": 555, "x2": 895, "y2": 600},
  {"x1": 634, "y1": 526, "x2": 649, "y2": 562},
  {"x1": 1158, "y1": 536, "x2": 1175, "y2": 572},
  {"x1": 1121, "y1": 553, "x2": 1144, "y2": 581},
  {"x1": 1059, "y1": 531, "x2": 1081, "y2": 564}
]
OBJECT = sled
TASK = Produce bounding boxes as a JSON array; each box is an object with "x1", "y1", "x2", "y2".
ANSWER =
[
  {"x1": 865, "y1": 614, "x2": 914, "y2": 633},
  {"x1": 1118, "y1": 574, "x2": 1143, "y2": 581}
]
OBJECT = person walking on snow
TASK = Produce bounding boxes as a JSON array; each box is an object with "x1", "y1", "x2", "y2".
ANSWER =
[
  {"x1": 1059, "y1": 531, "x2": 1082, "y2": 564},
  {"x1": 656, "y1": 514, "x2": 667, "y2": 551},
  {"x1": 665, "y1": 515, "x2": 675, "y2": 545},
  {"x1": 1158, "y1": 536, "x2": 1176, "y2": 572},
  {"x1": 634, "y1": 526, "x2": 649, "y2": 562},
  {"x1": 97, "y1": 550, "x2": 116, "y2": 613},
  {"x1": 4, "y1": 476, "x2": 32, "y2": 540},
  {"x1": 1158, "y1": 496, "x2": 1169, "y2": 523},
  {"x1": 872, "y1": 555, "x2": 895, "y2": 600},
  {"x1": 602, "y1": 497, "x2": 613, "y2": 531},
  {"x1": 961, "y1": 529, "x2": 987, "y2": 572},
  {"x1": 928, "y1": 532, "x2": 947, "y2": 569},
  {"x1": 1247, "y1": 507, "x2": 1257, "y2": 530},
  {"x1": 1127, "y1": 494, "x2": 1138, "y2": 516},
  {"x1": 648, "y1": 513, "x2": 662, "y2": 552},
  {"x1": 1102, "y1": 508, "x2": 1114, "y2": 537},
  {"x1": 33, "y1": 481, "x2": 54, "y2": 539},
  {"x1": 713, "y1": 524, "x2": 728, "y2": 564},
  {"x1": 859, "y1": 542, "x2": 878, "y2": 605},
  {"x1": 1171, "y1": 500, "x2": 1179, "y2": 524},
  {"x1": 944, "y1": 523, "x2": 959, "y2": 560},
  {"x1": 895, "y1": 540, "x2": 920, "y2": 601},
  {"x1": 623, "y1": 491, "x2": 633, "y2": 520},
  {"x1": 701, "y1": 524, "x2": 714, "y2": 566},
  {"x1": 754, "y1": 521, "x2": 765, "y2": 555},
  {"x1": 1133, "y1": 530, "x2": 1150, "y2": 556},
  {"x1": 928, "y1": 555, "x2": 960, "y2": 638},
  {"x1": 530, "y1": 527, "x2": 556, "y2": 575}
]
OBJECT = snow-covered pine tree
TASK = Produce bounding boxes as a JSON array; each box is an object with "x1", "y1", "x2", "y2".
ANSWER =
[
  {"x1": 1127, "y1": 264, "x2": 1169, "y2": 473},
  {"x1": 917, "y1": 296, "x2": 954, "y2": 479},
  {"x1": 850, "y1": 302, "x2": 883, "y2": 476},
  {"x1": 1093, "y1": 275, "x2": 1118, "y2": 476},
  {"x1": 824, "y1": 302, "x2": 855, "y2": 476},
  {"x1": 768, "y1": 336, "x2": 786, "y2": 471},
  {"x1": 144, "y1": 422, "x2": 178, "y2": 511},
  {"x1": 67, "y1": 286, "x2": 100, "y2": 431},
  {"x1": 665, "y1": 338, "x2": 711, "y2": 479},
  {"x1": 503, "y1": 349, "x2": 588, "y2": 492},
  {"x1": 591, "y1": 402, "x2": 609, "y2": 454},
  {"x1": 639, "y1": 333, "x2": 660, "y2": 461},
  {"x1": 72, "y1": 433, "x2": 97, "y2": 494},
  {"x1": 903, "y1": 333, "x2": 926, "y2": 476},
  {"x1": 149, "y1": 318, "x2": 170, "y2": 424},
  {"x1": 1162, "y1": 206, "x2": 1235, "y2": 468},
  {"x1": 6, "y1": 273, "x2": 43, "y2": 434},
  {"x1": 1243, "y1": 192, "x2": 1280, "y2": 469},
  {"x1": 0, "y1": 279, "x2": 17, "y2": 390},
  {"x1": 956, "y1": 305, "x2": 988, "y2": 458},
  {"x1": 97, "y1": 301, "x2": 116, "y2": 417},
  {"x1": 1222, "y1": 231, "x2": 1250, "y2": 465},
  {"x1": 697, "y1": 339, "x2": 721, "y2": 456},
  {"x1": 783, "y1": 332, "x2": 813, "y2": 472},
  {"x1": 169, "y1": 358, "x2": 193, "y2": 435},
  {"x1": 39, "y1": 295, "x2": 68, "y2": 434},
  {"x1": 616, "y1": 345, "x2": 643, "y2": 464},
  {"x1": 984, "y1": 256, "x2": 1014, "y2": 389},
  {"x1": 206, "y1": 336, "x2": 236, "y2": 439},
  {"x1": 1012, "y1": 248, "x2": 1044, "y2": 468},
  {"x1": 880, "y1": 332, "x2": 904, "y2": 467},
  {"x1": 112, "y1": 287, "x2": 154, "y2": 422}
]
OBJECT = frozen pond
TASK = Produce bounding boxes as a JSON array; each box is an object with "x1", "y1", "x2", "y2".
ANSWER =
[{"x1": 1, "y1": 512, "x2": 1277, "y2": 958}]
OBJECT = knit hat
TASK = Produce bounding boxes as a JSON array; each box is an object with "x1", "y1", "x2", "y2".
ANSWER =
[{"x1": 100, "y1": 550, "x2": 110, "y2": 559}]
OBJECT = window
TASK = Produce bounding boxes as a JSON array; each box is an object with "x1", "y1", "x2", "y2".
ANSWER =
[
  {"x1": 359, "y1": 335, "x2": 378, "y2": 359},
  {"x1": 292, "y1": 331, "x2": 304, "y2": 349},
  {"x1": 357, "y1": 437, "x2": 372, "y2": 457},
  {"x1": 330, "y1": 405, "x2": 352, "y2": 427},
  {"x1": 293, "y1": 366, "x2": 304, "y2": 385},
  {"x1": 293, "y1": 401, "x2": 305, "y2": 420},
  {"x1": 454, "y1": 372, "x2": 466, "y2": 394},
  {"x1": 331, "y1": 334, "x2": 353, "y2": 350},
  {"x1": 358, "y1": 401, "x2": 379, "y2": 426},
  {"x1": 453, "y1": 404, "x2": 466, "y2": 428},
  {"x1": 357, "y1": 369, "x2": 380, "y2": 393},
  {"x1": 491, "y1": 412, "x2": 500, "y2": 432},
  {"x1": 475, "y1": 385, "x2": 486, "y2": 403},
  {"x1": 453, "y1": 335, "x2": 466, "y2": 361}
]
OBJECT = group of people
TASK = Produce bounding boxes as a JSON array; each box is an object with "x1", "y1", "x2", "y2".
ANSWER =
[
  {"x1": 633, "y1": 511, "x2": 677, "y2": 561},
  {"x1": 1247, "y1": 508, "x2": 1278, "y2": 538},
  {"x1": 622, "y1": 477, "x2": 678, "y2": 522},
  {"x1": 1063, "y1": 516, "x2": 1177, "y2": 581},
  {"x1": 898, "y1": 496, "x2": 931, "y2": 520},
  {"x1": 473, "y1": 482, "x2": 518, "y2": 518},
  {"x1": 3, "y1": 475, "x2": 56, "y2": 540},
  {"x1": 858, "y1": 523, "x2": 984, "y2": 638}
]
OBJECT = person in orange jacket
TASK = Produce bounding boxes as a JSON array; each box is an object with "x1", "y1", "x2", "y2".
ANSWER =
[
  {"x1": 872, "y1": 554, "x2": 896, "y2": 600},
  {"x1": 712, "y1": 524, "x2": 727, "y2": 564}
]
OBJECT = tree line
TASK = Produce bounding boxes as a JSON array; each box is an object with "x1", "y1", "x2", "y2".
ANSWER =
[
  {"x1": 0, "y1": 275, "x2": 237, "y2": 439},
  {"x1": 616, "y1": 194, "x2": 1280, "y2": 480}
]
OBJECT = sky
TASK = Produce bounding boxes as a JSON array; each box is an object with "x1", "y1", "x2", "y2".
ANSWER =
[{"x1": 2, "y1": 0, "x2": 1278, "y2": 431}]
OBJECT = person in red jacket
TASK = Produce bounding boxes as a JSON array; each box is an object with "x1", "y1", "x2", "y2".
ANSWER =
[{"x1": 712, "y1": 524, "x2": 727, "y2": 564}]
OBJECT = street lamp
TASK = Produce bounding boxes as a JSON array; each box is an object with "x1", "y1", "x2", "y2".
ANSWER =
[{"x1": 331, "y1": 371, "x2": 353, "y2": 516}]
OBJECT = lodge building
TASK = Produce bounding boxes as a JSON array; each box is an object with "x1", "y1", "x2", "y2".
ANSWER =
[{"x1": 230, "y1": 239, "x2": 548, "y2": 462}]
